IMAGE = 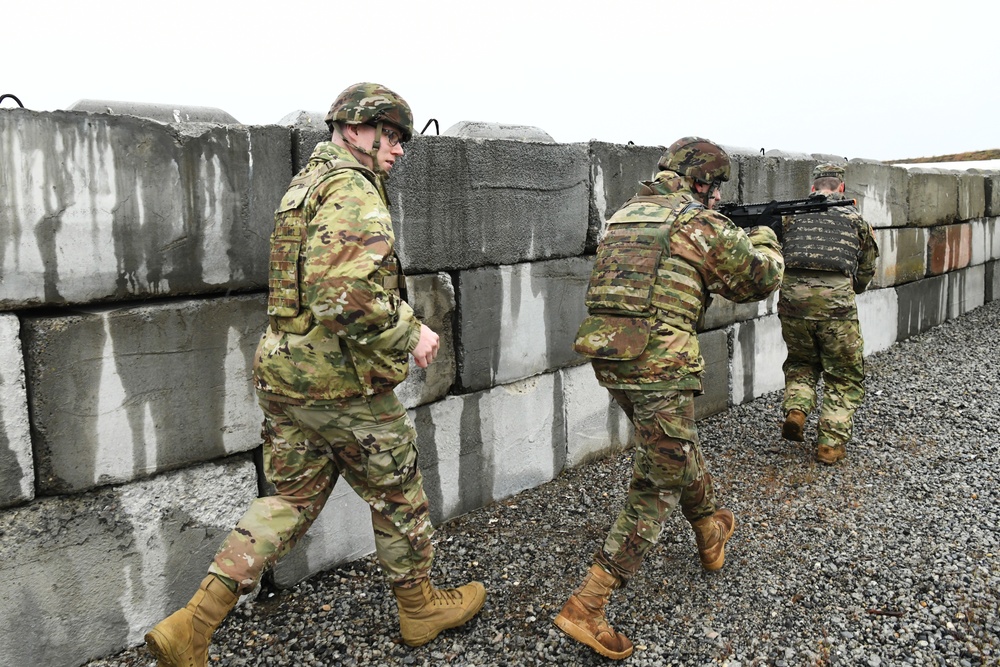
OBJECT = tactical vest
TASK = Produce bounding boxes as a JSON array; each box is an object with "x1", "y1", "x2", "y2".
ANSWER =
[
  {"x1": 266, "y1": 159, "x2": 406, "y2": 335},
  {"x1": 574, "y1": 196, "x2": 704, "y2": 360},
  {"x1": 783, "y1": 208, "x2": 861, "y2": 277}
]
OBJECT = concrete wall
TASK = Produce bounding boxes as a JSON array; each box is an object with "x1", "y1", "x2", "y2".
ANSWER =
[{"x1": 2, "y1": 106, "x2": 999, "y2": 666}]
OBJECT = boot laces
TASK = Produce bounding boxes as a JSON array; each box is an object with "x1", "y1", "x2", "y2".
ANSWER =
[{"x1": 431, "y1": 586, "x2": 465, "y2": 607}]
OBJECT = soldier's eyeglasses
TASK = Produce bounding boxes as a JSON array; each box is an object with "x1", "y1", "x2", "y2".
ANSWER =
[{"x1": 381, "y1": 127, "x2": 402, "y2": 147}]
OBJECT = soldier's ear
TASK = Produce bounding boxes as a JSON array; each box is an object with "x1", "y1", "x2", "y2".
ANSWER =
[{"x1": 837, "y1": 182, "x2": 846, "y2": 193}]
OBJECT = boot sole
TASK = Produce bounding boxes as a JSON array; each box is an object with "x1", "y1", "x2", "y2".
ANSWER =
[
  {"x1": 781, "y1": 421, "x2": 804, "y2": 442},
  {"x1": 143, "y1": 630, "x2": 179, "y2": 667},
  {"x1": 401, "y1": 586, "x2": 487, "y2": 647},
  {"x1": 554, "y1": 615, "x2": 633, "y2": 660}
]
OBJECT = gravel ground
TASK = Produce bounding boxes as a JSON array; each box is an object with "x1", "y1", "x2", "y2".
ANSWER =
[{"x1": 89, "y1": 300, "x2": 1000, "y2": 667}]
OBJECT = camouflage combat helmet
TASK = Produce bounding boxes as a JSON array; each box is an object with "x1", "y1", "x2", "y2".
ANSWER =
[
  {"x1": 324, "y1": 82, "x2": 414, "y2": 141},
  {"x1": 658, "y1": 136, "x2": 731, "y2": 185},
  {"x1": 812, "y1": 162, "x2": 845, "y2": 182}
]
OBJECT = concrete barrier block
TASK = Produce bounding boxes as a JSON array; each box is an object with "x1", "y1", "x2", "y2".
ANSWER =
[
  {"x1": 896, "y1": 274, "x2": 948, "y2": 340},
  {"x1": 24, "y1": 294, "x2": 266, "y2": 494},
  {"x1": 907, "y1": 169, "x2": 959, "y2": 227},
  {"x1": 67, "y1": 100, "x2": 240, "y2": 124},
  {"x1": 443, "y1": 121, "x2": 554, "y2": 142},
  {"x1": 270, "y1": 480, "x2": 377, "y2": 589},
  {"x1": 927, "y1": 223, "x2": 973, "y2": 276},
  {"x1": 588, "y1": 141, "x2": 663, "y2": 252},
  {"x1": 702, "y1": 292, "x2": 778, "y2": 331},
  {"x1": 857, "y1": 288, "x2": 899, "y2": 357},
  {"x1": 730, "y1": 315, "x2": 786, "y2": 406},
  {"x1": 695, "y1": 328, "x2": 731, "y2": 419},
  {"x1": 411, "y1": 394, "x2": 490, "y2": 525},
  {"x1": 0, "y1": 110, "x2": 290, "y2": 308},
  {"x1": 291, "y1": 126, "x2": 328, "y2": 173},
  {"x1": 416, "y1": 376, "x2": 561, "y2": 510},
  {"x1": 0, "y1": 314, "x2": 32, "y2": 508},
  {"x1": 970, "y1": 217, "x2": 1000, "y2": 265},
  {"x1": 736, "y1": 152, "x2": 815, "y2": 203},
  {"x1": 561, "y1": 364, "x2": 632, "y2": 468},
  {"x1": 946, "y1": 264, "x2": 985, "y2": 319},
  {"x1": 987, "y1": 260, "x2": 1000, "y2": 302},
  {"x1": 396, "y1": 272, "x2": 456, "y2": 409},
  {"x1": 846, "y1": 159, "x2": 909, "y2": 229},
  {"x1": 958, "y1": 173, "x2": 987, "y2": 220},
  {"x1": 873, "y1": 227, "x2": 927, "y2": 287},
  {"x1": 0, "y1": 456, "x2": 256, "y2": 667},
  {"x1": 984, "y1": 173, "x2": 1000, "y2": 217},
  {"x1": 387, "y1": 136, "x2": 590, "y2": 272},
  {"x1": 456, "y1": 258, "x2": 591, "y2": 392}
]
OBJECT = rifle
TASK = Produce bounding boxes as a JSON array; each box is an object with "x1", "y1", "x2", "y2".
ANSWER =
[{"x1": 717, "y1": 194, "x2": 857, "y2": 239}]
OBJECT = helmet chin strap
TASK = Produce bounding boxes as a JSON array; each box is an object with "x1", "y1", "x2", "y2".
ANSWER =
[
  {"x1": 343, "y1": 120, "x2": 389, "y2": 202},
  {"x1": 344, "y1": 120, "x2": 385, "y2": 177}
]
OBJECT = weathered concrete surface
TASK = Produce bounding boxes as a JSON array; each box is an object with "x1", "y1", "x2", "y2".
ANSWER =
[
  {"x1": 395, "y1": 272, "x2": 457, "y2": 409},
  {"x1": 0, "y1": 456, "x2": 256, "y2": 667},
  {"x1": 946, "y1": 264, "x2": 986, "y2": 319},
  {"x1": 730, "y1": 315, "x2": 786, "y2": 405},
  {"x1": 846, "y1": 159, "x2": 909, "y2": 229},
  {"x1": 987, "y1": 260, "x2": 1000, "y2": 302},
  {"x1": 927, "y1": 222, "x2": 973, "y2": 276},
  {"x1": 561, "y1": 364, "x2": 631, "y2": 468},
  {"x1": 0, "y1": 314, "x2": 32, "y2": 508},
  {"x1": 896, "y1": 273, "x2": 948, "y2": 341},
  {"x1": 970, "y1": 217, "x2": 1000, "y2": 266},
  {"x1": 456, "y1": 258, "x2": 591, "y2": 392},
  {"x1": 873, "y1": 227, "x2": 927, "y2": 287},
  {"x1": 587, "y1": 141, "x2": 662, "y2": 252},
  {"x1": 24, "y1": 294, "x2": 267, "y2": 494},
  {"x1": 907, "y1": 169, "x2": 959, "y2": 227},
  {"x1": 738, "y1": 152, "x2": 814, "y2": 203},
  {"x1": 68, "y1": 100, "x2": 240, "y2": 124},
  {"x1": 0, "y1": 109, "x2": 289, "y2": 308},
  {"x1": 387, "y1": 136, "x2": 591, "y2": 272},
  {"x1": 443, "y1": 121, "x2": 554, "y2": 142},
  {"x1": 959, "y1": 173, "x2": 987, "y2": 220},
  {"x1": 857, "y1": 288, "x2": 899, "y2": 357},
  {"x1": 984, "y1": 172, "x2": 1000, "y2": 217}
]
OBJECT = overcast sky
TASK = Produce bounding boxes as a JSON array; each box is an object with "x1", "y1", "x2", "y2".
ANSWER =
[{"x1": 4, "y1": 0, "x2": 998, "y2": 162}]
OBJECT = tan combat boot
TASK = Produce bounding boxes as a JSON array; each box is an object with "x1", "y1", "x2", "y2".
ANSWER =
[
  {"x1": 144, "y1": 574, "x2": 238, "y2": 667},
  {"x1": 691, "y1": 508, "x2": 736, "y2": 571},
  {"x1": 553, "y1": 564, "x2": 633, "y2": 660},
  {"x1": 817, "y1": 443, "x2": 847, "y2": 464},
  {"x1": 782, "y1": 409, "x2": 806, "y2": 442},
  {"x1": 393, "y1": 578, "x2": 486, "y2": 647}
]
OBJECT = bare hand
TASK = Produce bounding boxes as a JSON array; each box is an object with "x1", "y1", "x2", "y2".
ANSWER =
[{"x1": 411, "y1": 324, "x2": 440, "y2": 368}]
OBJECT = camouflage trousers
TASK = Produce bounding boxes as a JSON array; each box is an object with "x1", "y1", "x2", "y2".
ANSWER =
[
  {"x1": 210, "y1": 391, "x2": 435, "y2": 594},
  {"x1": 595, "y1": 388, "x2": 716, "y2": 583},
  {"x1": 780, "y1": 316, "x2": 866, "y2": 448}
]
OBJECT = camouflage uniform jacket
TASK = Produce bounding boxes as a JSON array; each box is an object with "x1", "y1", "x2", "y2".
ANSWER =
[
  {"x1": 778, "y1": 193, "x2": 879, "y2": 320},
  {"x1": 253, "y1": 142, "x2": 422, "y2": 403},
  {"x1": 577, "y1": 171, "x2": 784, "y2": 392}
]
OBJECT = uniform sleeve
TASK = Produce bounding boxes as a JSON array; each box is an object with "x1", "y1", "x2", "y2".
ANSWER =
[
  {"x1": 302, "y1": 171, "x2": 422, "y2": 352},
  {"x1": 674, "y1": 210, "x2": 784, "y2": 304},
  {"x1": 853, "y1": 219, "x2": 880, "y2": 294}
]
